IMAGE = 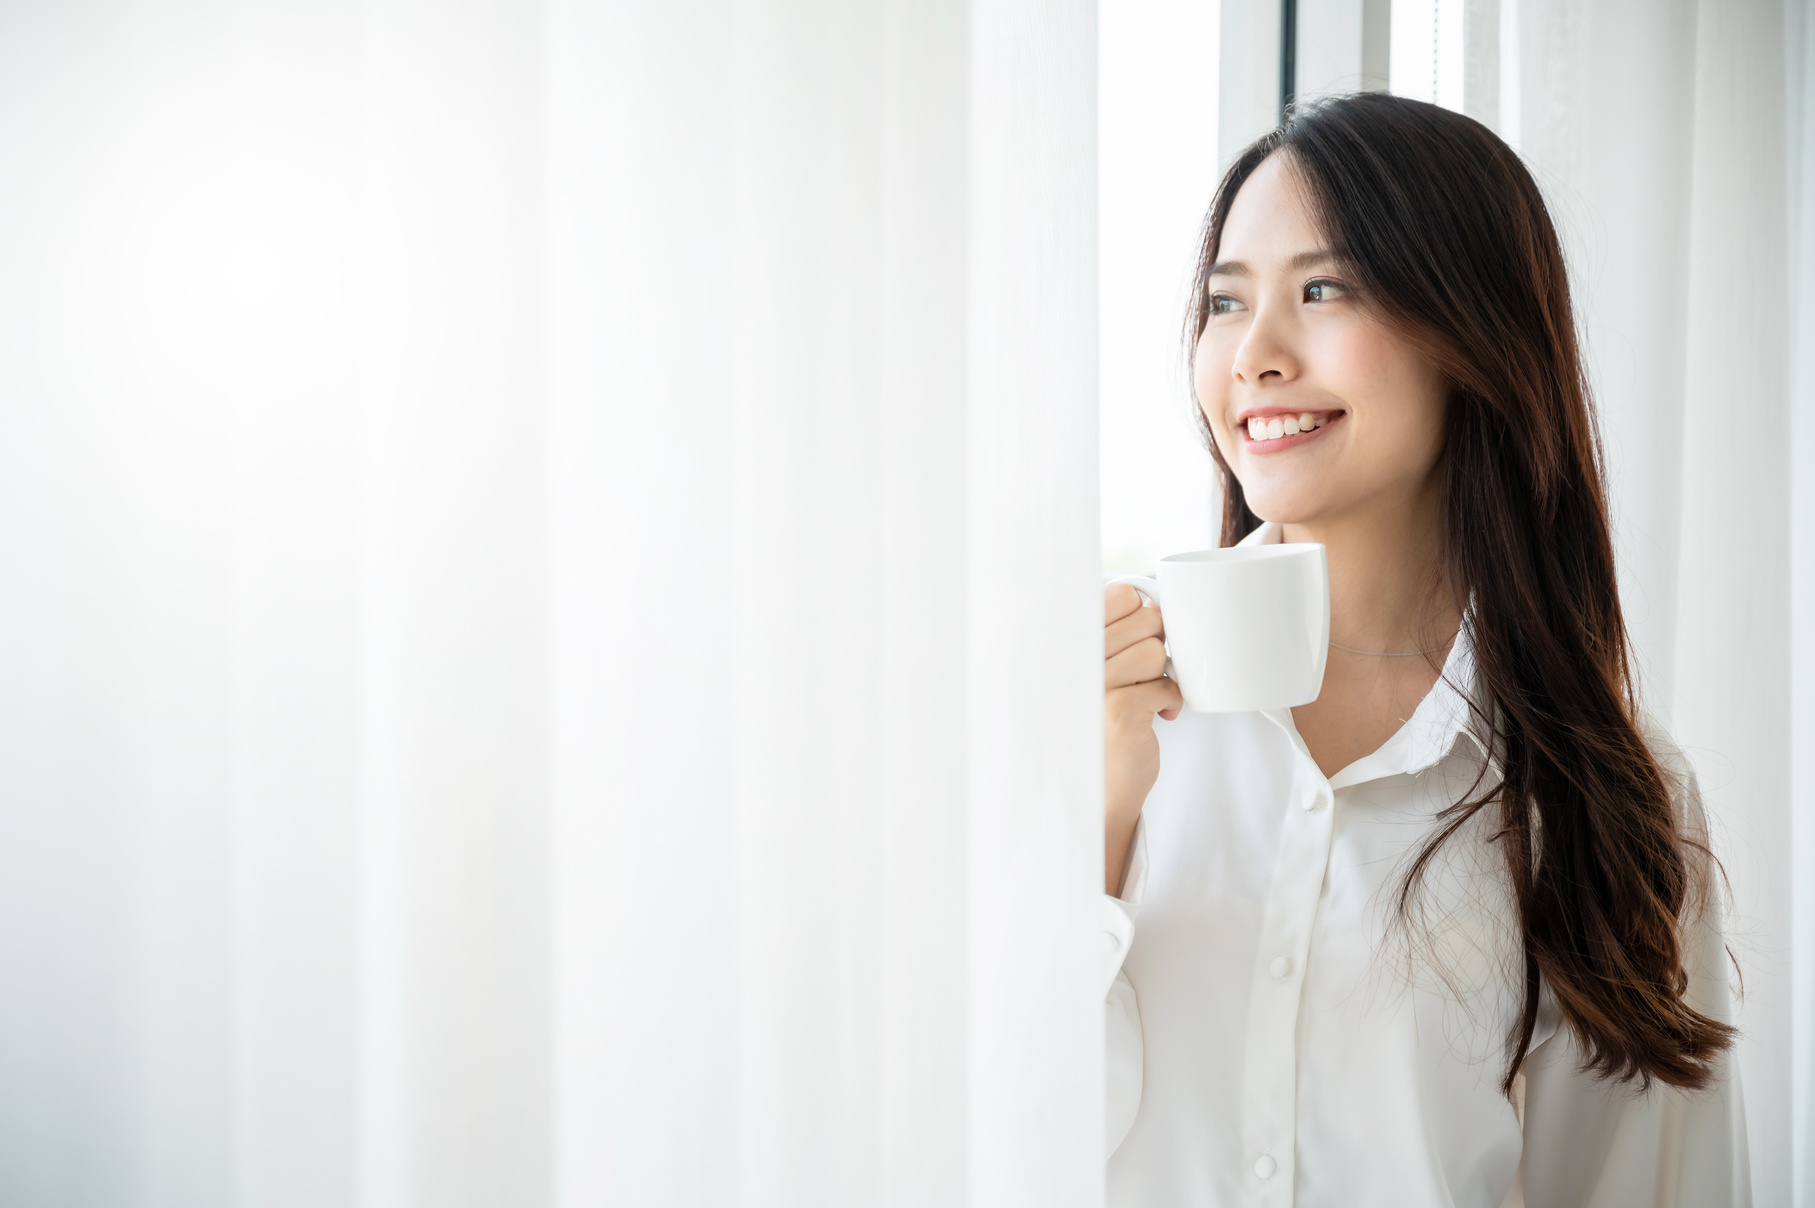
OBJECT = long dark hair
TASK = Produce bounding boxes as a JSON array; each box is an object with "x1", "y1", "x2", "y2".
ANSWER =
[{"x1": 1185, "y1": 93, "x2": 1733, "y2": 1093}]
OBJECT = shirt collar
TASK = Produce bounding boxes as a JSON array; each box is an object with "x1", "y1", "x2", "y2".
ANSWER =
[{"x1": 1241, "y1": 520, "x2": 1495, "y2": 789}]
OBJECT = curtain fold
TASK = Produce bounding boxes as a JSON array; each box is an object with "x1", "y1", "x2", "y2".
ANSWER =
[
  {"x1": 1673, "y1": 3, "x2": 1793, "y2": 1203},
  {"x1": 1785, "y1": 2, "x2": 1815, "y2": 1201}
]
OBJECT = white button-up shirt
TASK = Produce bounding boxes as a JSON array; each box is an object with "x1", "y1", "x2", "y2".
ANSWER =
[{"x1": 1104, "y1": 523, "x2": 1749, "y2": 1207}]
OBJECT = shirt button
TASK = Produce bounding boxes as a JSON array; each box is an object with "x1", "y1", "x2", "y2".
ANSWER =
[
  {"x1": 1255, "y1": 1155, "x2": 1277, "y2": 1179},
  {"x1": 1269, "y1": 955, "x2": 1292, "y2": 979}
]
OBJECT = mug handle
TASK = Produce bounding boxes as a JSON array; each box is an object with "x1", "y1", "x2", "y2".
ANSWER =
[
  {"x1": 1104, "y1": 574, "x2": 1178, "y2": 682},
  {"x1": 1105, "y1": 573, "x2": 1159, "y2": 607}
]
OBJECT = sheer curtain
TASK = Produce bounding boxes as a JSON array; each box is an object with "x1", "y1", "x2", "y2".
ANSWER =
[
  {"x1": 1225, "y1": 0, "x2": 1811, "y2": 1201},
  {"x1": 0, "y1": 2, "x2": 1100, "y2": 1206}
]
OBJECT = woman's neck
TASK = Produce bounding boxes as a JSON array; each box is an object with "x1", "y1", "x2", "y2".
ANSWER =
[{"x1": 1280, "y1": 488, "x2": 1457, "y2": 655}]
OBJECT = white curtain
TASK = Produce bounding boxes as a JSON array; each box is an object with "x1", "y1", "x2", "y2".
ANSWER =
[
  {"x1": 1226, "y1": 0, "x2": 1810, "y2": 1201},
  {"x1": 0, "y1": 2, "x2": 1101, "y2": 1206}
]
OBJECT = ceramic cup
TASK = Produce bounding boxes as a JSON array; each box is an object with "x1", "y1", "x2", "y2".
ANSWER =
[{"x1": 1106, "y1": 543, "x2": 1330, "y2": 713}]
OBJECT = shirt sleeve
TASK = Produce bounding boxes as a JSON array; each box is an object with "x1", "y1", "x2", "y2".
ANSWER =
[
  {"x1": 1105, "y1": 819, "x2": 1148, "y2": 1158},
  {"x1": 1514, "y1": 747, "x2": 1751, "y2": 1207}
]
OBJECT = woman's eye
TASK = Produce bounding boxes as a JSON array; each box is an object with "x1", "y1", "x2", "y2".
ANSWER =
[
  {"x1": 1210, "y1": 293, "x2": 1243, "y2": 315},
  {"x1": 1304, "y1": 278, "x2": 1347, "y2": 303}
]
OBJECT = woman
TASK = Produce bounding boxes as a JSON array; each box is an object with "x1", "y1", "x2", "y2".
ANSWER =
[{"x1": 1101, "y1": 94, "x2": 1748, "y2": 1206}]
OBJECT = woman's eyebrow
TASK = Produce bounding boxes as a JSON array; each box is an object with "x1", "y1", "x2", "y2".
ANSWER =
[
  {"x1": 1290, "y1": 248, "x2": 1341, "y2": 270},
  {"x1": 1208, "y1": 248, "x2": 1341, "y2": 278}
]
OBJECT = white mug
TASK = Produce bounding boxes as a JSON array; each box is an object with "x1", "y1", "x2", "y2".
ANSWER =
[{"x1": 1107, "y1": 544, "x2": 1330, "y2": 713}]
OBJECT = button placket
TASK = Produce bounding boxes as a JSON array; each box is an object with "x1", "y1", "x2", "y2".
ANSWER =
[{"x1": 1238, "y1": 763, "x2": 1336, "y2": 1207}]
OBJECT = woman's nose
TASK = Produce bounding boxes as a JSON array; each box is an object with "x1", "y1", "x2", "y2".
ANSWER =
[{"x1": 1230, "y1": 307, "x2": 1301, "y2": 386}]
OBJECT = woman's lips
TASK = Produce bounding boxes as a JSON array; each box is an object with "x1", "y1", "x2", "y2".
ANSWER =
[{"x1": 1239, "y1": 410, "x2": 1342, "y2": 454}]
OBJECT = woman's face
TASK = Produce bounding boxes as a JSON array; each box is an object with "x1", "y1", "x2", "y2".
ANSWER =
[{"x1": 1194, "y1": 152, "x2": 1449, "y2": 528}]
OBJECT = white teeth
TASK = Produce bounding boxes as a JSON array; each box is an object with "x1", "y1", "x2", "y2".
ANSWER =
[{"x1": 1247, "y1": 412, "x2": 1334, "y2": 441}]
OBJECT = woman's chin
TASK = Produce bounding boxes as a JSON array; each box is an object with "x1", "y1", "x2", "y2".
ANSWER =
[{"x1": 1238, "y1": 491, "x2": 1332, "y2": 529}]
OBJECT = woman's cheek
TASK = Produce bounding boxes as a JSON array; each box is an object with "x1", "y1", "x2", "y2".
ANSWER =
[
  {"x1": 1194, "y1": 350, "x2": 1232, "y2": 438},
  {"x1": 1200, "y1": 397, "x2": 1237, "y2": 464},
  {"x1": 1310, "y1": 327, "x2": 1388, "y2": 401},
  {"x1": 1319, "y1": 321, "x2": 1440, "y2": 419}
]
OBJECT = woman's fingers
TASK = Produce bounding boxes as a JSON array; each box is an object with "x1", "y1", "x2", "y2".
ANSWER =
[
  {"x1": 1106, "y1": 673, "x2": 1182, "y2": 728},
  {"x1": 1105, "y1": 582, "x2": 1145, "y2": 625},
  {"x1": 1103, "y1": 585, "x2": 1180, "y2": 893},
  {"x1": 1105, "y1": 634, "x2": 1170, "y2": 690},
  {"x1": 1105, "y1": 600, "x2": 1164, "y2": 659}
]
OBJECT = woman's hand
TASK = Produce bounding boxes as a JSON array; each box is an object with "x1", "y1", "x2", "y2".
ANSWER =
[{"x1": 1104, "y1": 583, "x2": 1182, "y2": 896}]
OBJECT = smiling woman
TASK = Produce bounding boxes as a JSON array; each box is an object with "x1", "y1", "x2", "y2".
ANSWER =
[{"x1": 1101, "y1": 93, "x2": 1749, "y2": 1207}]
